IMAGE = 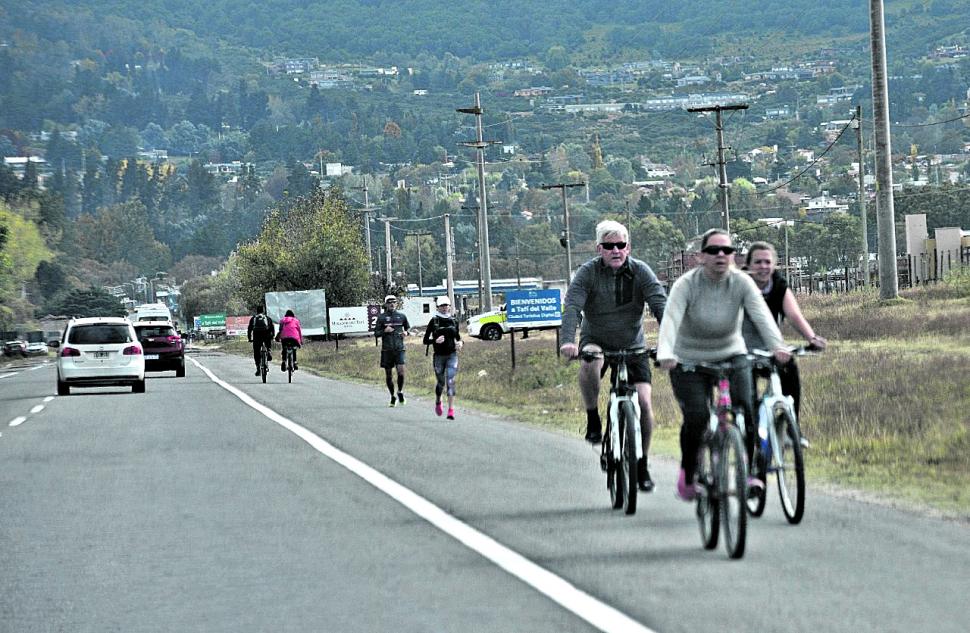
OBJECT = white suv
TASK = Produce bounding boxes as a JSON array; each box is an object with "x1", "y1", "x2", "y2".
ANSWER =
[{"x1": 55, "y1": 317, "x2": 146, "y2": 395}]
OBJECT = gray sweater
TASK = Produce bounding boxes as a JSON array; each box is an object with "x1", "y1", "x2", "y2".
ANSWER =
[
  {"x1": 657, "y1": 266, "x2": 784, "y2": 363},
  {"x1": 561, "y1": 256, "x2": 666, "y2": 350}
]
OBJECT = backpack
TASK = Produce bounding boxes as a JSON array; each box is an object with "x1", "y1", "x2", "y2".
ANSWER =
[{"x1": 252, "y1": 314, "x2": 269, "y2": 332}]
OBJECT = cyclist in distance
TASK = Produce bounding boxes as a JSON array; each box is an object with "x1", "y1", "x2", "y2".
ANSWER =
[
  {"x1": 560, "y1": 219, "x2": 667, "y2": 492},
  {"x1": 742, "y1": 241, "x2": 827, "y2": 422},
  {"x1": 276, "y1": 309, "x2": 303, "y2": 371},
  {"x1": 247, "y1": 307, "x2": 275, "y2": 376},
  {"x1": 423, "y1": 295, "x2": 463, "y2": 420},
  {"x1": 656, "y1": 229, "x2": 791, "y2": 501},
  {"x1": 375, "y1": 294, "x2": 410, "y2": 407}
]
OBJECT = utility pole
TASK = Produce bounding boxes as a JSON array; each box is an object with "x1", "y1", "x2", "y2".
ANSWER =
[
  {"x1": 853, "y1": 105, "x2": 870, "y2": 286},
  {"x1": 461, "y1": 204, "x2": 483, "y2": 309},
  {"x1": 380, "y1": 217, "x2": 397, "y2": 286},
  {"x1": 354, "y1": 177, "x2": 374, "y2": 275},
  {"x1": 407, "y1": 232, "x2": 431, "y2": 297},
  {"x1": 444, "y1": 213, "x2": 455, "y2": 308},
  {"x1": 541, "y1": 182, "x2": 586, "y2": 281},
  {"x1": 869, "y1": 0, "x2": 899, "y2": 299},
  {"x1": 458, "y1": 93, "x2": 500, "y2": 311},
  {"x1": 687, "y1": 103, "x2": 749, "y2": 233}
]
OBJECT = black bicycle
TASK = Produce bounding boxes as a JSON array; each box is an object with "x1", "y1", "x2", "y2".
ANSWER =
[
  {"x1": 680, "y1": 358, "x2": 749, "y2": 560},
  {"x1": 258, "y1": 342, "x2": 270, "y2": 383},
  {"x1": 582, "y1": 346, "x2": 654, "y2": 516},
  {"x1": 282, "y1": 340, "x2": 297, "y2": 383}
]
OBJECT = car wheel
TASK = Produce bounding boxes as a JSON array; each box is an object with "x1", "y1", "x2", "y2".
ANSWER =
[
  {"x1": 481, "y1": 324, "x2": 503, "y2": 341},
  {"x1": 57, "y1": 379, "x2": 69, "y2": 396},
  {"x1": 176, "y1": 364, "x2": 185, "y2": 378},
  {"x1": 132, "y1": 380, "x2": 146, "y2": 393}
]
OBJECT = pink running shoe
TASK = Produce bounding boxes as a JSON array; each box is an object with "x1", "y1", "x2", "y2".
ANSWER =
[
  {"x1": 676, "y1": 468, "x2": 697, "y2": 502},
  {"x1": 435, "y1": 402, "x2": 443, "y2": 417},
  {"x1": 446, "y1": 408, "x2": 455, "y2": 420}
]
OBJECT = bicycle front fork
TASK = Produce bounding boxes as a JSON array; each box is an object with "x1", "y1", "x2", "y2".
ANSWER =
[{"x1": 609, "y1": 392, "x2": 642, "y2": 462}]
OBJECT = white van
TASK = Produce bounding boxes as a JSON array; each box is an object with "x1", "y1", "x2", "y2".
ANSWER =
[{"x1": 131, "y1": 303, "x2": 173, "y2": 324}]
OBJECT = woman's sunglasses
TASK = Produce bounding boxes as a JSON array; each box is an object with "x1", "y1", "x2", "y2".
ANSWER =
[
  {"x1": 600, "y1": 241, "x2": 627, "y2": 251},
  {"x1": 702, "y1": 245, "x2": 736, "y2": 255}
]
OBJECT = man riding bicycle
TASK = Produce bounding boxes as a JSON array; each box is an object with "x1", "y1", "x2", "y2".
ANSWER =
[
  {"x1": 560, "y1": 219, "x2": 666, "y2": 492},
  {"x1": 247, "y1": 307, "x2": 275, "y2": 376},
  {"x1": 276, "y1": 309, "x2": 303, "y2": 371}
]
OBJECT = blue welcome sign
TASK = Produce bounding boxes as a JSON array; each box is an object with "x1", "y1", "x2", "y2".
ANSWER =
[{"x1": 506, "y1": 289, "x2": 562, "y2": 327}]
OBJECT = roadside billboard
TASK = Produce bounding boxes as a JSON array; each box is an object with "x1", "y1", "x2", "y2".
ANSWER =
[
  {"x1": 505, "y1": 289, "x2": 562, "y2": 328},
  {"x1": 197, "y1": 313, "x2": 227, "y2": 331},
  {"x1": 265, "y1": 289, "x2": 328, "y2": 337},
  {"x1": 328, "y1": 306, "x2": 370, "y2": 334},
  {"x1": 225, "y1": 315, "x2": 251, "y2": 336}
]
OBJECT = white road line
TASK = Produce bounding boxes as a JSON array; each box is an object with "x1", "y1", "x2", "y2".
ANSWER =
[
  {"x1": 44, "y1": 396, "x2": 54, "y2": 403},
  {"x1": 0, "y1": 373, "x2": 15, "y2": 379},
  {"x1": 9, "y1": 417, "x2": 26, "y2": 427},
  {"x1": 30, "y1": 405, "x2": 44, "y2": 414},
  {"x1": 189, "y1": 357, "x2": 656, "y2": 633}
]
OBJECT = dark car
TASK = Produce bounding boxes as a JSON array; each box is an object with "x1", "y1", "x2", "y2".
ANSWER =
[
  {"x1": 133, "y1": 321, "x2": 185, "y2": 377},
  {"x1": 3, "y1": 340, "x2": 28, "y2": 357}
]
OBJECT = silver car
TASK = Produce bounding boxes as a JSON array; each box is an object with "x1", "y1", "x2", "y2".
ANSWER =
[{"x1": 55, "y1": 317, "x2": 146, "y2": 395}]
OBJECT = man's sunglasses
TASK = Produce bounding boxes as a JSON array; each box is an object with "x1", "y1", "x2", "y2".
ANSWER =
[
  {"x1": 600, "y1": 241, "x2": 627, "y2": 251},
  {"x1": 702, "y1": 245, "x2": 736, "y2": 255}
]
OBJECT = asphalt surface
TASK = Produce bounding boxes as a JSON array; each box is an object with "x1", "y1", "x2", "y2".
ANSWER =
[{"x1": 0, "y1": 350, "x2": 966, "y2": 633}]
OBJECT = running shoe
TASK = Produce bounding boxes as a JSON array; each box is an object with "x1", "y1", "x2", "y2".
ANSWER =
[
  {"x1": 388, "y1": 397, "x2": 397, "y2": 408},
  {"x1": 446, "y1": 408, "x2": 455, "y2": 420},
  {"x1": 398, "y1": 392, "x2": 406, "y2": 405},
  {"x1": 435, "y1": 402, "x2": 443, "y2": 416}
]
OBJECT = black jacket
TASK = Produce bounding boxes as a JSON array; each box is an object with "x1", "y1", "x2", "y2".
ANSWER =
[{"x1": 423, "y1": 314, "x2": 461, "y2": 355}]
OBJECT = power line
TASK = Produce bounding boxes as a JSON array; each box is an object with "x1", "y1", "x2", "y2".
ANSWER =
[{"x1": 756, "y1": 114, "x2": 856, "y2": 196}]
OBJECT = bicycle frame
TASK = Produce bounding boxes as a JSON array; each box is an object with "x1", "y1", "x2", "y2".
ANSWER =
[
  {"x1": 607, "y1": 355, "x2": 642, "y2": 465},
  {"x1": 752, "y1": 351, "x2": 796, "y2": 467}
]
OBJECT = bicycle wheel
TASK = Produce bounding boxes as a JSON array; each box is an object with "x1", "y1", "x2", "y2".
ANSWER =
[
  {"x1": 775, "y1": 409, "x2": 805, "y2": 524},
  {"x1": 719, "y1": 421, "x2": 748, "y2": 559},
  {"x1": 287, "y1": 350, "x2": 293, "y2": 383},
  {"x1": 606, "y1": 414, "x2": 624, "y2": 510},
  {"x1": 696, "y1": 436, "x2": 719, "y2": 550},
  {"x1": 261, "y1": 351, "x2": 268, "y2": 383},
  {"x1": 746, "y1": 424, "x2": 768, "y2": 518},
  {"x1": 620, "y1": 400, "x2": 638, "y2": 515}
]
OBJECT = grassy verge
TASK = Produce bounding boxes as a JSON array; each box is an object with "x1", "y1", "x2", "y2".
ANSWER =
[{"x1": 216, "y1": 280, "x2": 970, "y2": 521}]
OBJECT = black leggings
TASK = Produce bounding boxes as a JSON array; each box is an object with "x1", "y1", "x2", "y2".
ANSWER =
[{"x1": 671, "y1": 355, "x2": 754, "y2": 483}]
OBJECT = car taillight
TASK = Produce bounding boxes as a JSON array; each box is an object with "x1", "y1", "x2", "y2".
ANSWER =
[
  {"x1": 166, "y1": 335, "x2": 181, "y2": 344},
  {"x1": 123, "y1": 346, "x2": 143, "y2": 356},
  {"x1": 60, "y1": 347, "x2": 81, "y2": 357}
]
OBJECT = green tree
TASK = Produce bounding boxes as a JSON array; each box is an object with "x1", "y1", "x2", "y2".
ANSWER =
[
  {"x1": 629, "y1": 214, "x2": 686, "y2": 272},
  {"x1": 234, "y1": 189, "x2": 370, "y2": 309},
  {"x1": 49, "y1": 287, "x2": 126, "y2": 318}
]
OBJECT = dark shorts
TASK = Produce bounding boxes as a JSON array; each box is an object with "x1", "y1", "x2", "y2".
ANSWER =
[
  {"x1": 380, "y1": 349, "x2": 406, "y2": 368},
  {"x1": 580, "y1": 338, "x2": 652, "y2": 384}
]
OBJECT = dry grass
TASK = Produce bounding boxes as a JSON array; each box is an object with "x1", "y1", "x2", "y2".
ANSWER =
[{"x1": 219, "y1": 278, "x2": 970, "y2": 519}]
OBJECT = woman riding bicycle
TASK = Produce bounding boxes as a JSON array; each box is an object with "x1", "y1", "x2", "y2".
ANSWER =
[
  {"x1": 276, "y1": 309, "x2": 303, "y2": 371},
  {"x1": 742, "y1": 241, "x2": 827, "y2": 422},
  {"x1": 656, "y1": 229, "x2": 790, "y2": 501}
]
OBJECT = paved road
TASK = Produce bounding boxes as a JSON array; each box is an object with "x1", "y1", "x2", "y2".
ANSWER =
[{"x1": 1, "y1": 350, "x2": 966, "y2": 633}]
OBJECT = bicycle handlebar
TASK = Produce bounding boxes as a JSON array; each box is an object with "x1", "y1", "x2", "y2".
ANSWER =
[
  {"x1": 748, "y1": 344, "x2": 822, "y2": 370},
  {"x1": 578, "y1": 346, "x2": 657, "y2": 363}
]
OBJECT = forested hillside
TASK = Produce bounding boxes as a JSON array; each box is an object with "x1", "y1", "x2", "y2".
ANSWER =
[{"x1": 7, "y1": 0, "x2": 967, "y2": 62}]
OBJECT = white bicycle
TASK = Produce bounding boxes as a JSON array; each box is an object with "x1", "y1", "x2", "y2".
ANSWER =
[{"x1": 746, "y1": 346, "x2": 818, "y2": 523}]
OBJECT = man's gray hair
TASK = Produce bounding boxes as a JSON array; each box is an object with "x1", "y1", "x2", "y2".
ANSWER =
[{"x1": 595, "y1": 220, "x2": 629, "y2": 244}]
